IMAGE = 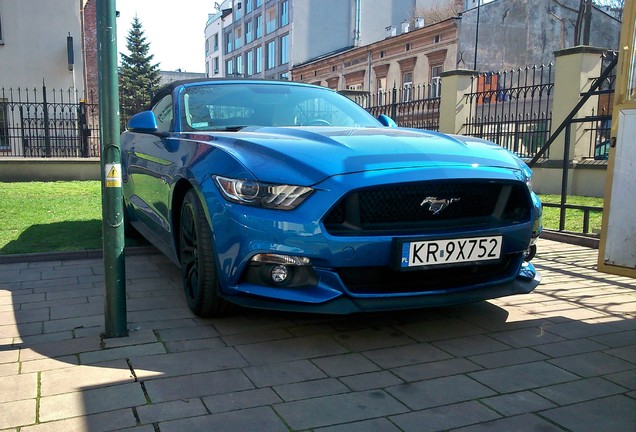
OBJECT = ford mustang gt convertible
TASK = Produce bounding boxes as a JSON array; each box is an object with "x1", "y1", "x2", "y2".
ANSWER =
[{"x1": 121, "y1": 79, "x2": 542, "y2": 317}]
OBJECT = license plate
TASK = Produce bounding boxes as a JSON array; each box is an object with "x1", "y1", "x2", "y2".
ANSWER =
[{"x1": 399, "y1": 236, "x2": 502, "y2": 269}]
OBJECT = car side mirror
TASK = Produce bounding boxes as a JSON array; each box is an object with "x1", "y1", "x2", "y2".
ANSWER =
[
  {"x1": 377, "y1": 114, "x2": 397, "y2": 127},
  {"x1": 128, "y1": 111, "x2": 159, "y2": 133}
]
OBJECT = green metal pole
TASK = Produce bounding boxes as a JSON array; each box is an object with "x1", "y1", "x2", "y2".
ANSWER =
[{"x1": 97, "y1": 0, "x2": 127, "y2": 338}]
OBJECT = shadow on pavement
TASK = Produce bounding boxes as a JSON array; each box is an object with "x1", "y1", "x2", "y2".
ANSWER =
[{"x1": 0, "y1": 239, "x2": 635, "y2": 431}]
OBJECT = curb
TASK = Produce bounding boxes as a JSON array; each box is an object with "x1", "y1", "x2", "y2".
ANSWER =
[
  {"x1": 0, "y1": 246, "x2": 159, "y2": 264},
  {"x1": 540, "y1": 230, "x2": 599, "y2": 249}
]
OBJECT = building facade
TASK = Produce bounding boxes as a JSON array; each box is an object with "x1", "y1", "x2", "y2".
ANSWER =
[
  {"x1": 292, "y1": 17, "x2": 459, "y2": 95},
  {"x1": 204, "y1": 0, "x2": 431, "y2": 80},
  {"x1": 291, "y1": 0, "x2": 621, "y2": 94},
  {"x1": 458, "y1": 0, "x2": 621, "y2": 72},
  {"x1": 0, "y1": 0, "x2": 87, "y2": 92}
]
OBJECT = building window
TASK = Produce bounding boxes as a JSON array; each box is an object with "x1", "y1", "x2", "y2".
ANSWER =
[
  {"x1": 255, "y1": 14, "x2": 263, "y2": 38},
  {"x1": 266, "y1": 6, "x2": 277, "y2": 34},
  {"x1": 246, "y1": 50, "x2": 254, "y2": 76},
  {"x1": 205, "y1": 38, "x2": 210, "y2": 56},
  {"x1": 245, "y1": 20, "x2": 253, "y2": 44},
  {"x1": 402, "y1": 71, "x2": 413, "y2": 101},
  {"x1": 377, "y1": 77, "x2": 387, "y2": 92},
  {"x1": 266, "y1": 39, "x2": 276, "y2": 69},
  {"x1": 235, "y1": 27, "x2": 243, "y2": 49},
  {"x1": 405, "y1": 43, "x2": 412, "y2": 51},
  {"x1": 255, "y1": 45, "x2": 263, "y2": 73},
  {"x1": 280, "y1": 0, "x2": 289, "y2": 26},
  {"x1": 434, "y1": 34, "x2": 441, "y2": 43},
  {"x1": 379, "y1": 50, "x2": 385, "y2": 59},
  {"x1": 226, "y1": 58, "x2": 234, "y2": 75},
  {"x1": 213, "y1": 33, "x2": 219, "y2": 52},
  {"x1": 235, "y1": 1, "x2": 243, "y2": 19},
  {"x1": 280, "y1": 72, "x2": 290, "y2": 81},
  {"x1": 245, "y1": 0, "x2": 252, "y2": 13},
  {"x1": 255, "y1": 0, "x2": 262, "y2": 7},
  {"x1": 225, "y1": 31, "x2": 233, "y2": 53},
  {"x1": 280, "y1": 33, "x2": 289, "y2": 65},
  {"x1": 236, "y1": 55, "x2": 244, "y2": 76},
  {"x1": 214, "y1": 57, "x2": 220, "y2": 74},
  {"x1": 430, "y1": 65, "x2": 443, "y2": 97}
]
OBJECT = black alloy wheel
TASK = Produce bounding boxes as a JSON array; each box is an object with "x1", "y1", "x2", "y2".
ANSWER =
[{"x1": 179, "y1": 189, "x2": 232, "y2": 317}]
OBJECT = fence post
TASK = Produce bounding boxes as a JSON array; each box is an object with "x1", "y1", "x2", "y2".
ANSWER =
[
  {"x1": 391, "y1": 84, "x2": 398, "y2": 120},
  {"x1": 551, "y1": 47, "x2": 605, "y2": 166},
  {"x1": 42, "y1": 83, "x2": 51, "y2": 157},
  {"x1": 438, "y1": 69, "x2": 477, "y2": 135}
]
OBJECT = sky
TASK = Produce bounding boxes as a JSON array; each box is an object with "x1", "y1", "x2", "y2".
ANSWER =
[{"x1": 116, "y1": 0, "x2": 214, "y2": 73}]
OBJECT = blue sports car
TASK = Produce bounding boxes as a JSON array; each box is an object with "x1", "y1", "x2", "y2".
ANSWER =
[{"x1": 121, "y1": 79, "x2": 542, "y2": 317}]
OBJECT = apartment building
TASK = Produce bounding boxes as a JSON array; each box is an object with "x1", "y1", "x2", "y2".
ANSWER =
[{"x1": 205, "y1": 0, "x2": 428, "y2": 80}]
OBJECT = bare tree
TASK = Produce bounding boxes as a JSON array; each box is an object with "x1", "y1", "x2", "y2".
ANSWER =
[{"x1": 410, "y1": 0, "x2": 463, "y2": 26}]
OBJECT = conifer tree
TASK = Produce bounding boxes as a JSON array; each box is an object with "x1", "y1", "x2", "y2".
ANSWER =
[{"x1": 119, "y1": 17, "x2": 160, "y2": 129}]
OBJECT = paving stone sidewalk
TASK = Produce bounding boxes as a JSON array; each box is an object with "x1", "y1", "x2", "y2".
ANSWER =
[{"x1": 0, "y1": 239, "x2": 634, "y2": 431}]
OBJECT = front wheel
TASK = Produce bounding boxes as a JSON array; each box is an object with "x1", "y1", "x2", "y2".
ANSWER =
[{"x1": 179, "y1": 189, "x2": 233, "y2": 317}]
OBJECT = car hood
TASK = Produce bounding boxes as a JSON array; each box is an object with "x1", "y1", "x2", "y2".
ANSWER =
[{"x1": 190, "y1": 127, "x2": 525, "y2": 185}]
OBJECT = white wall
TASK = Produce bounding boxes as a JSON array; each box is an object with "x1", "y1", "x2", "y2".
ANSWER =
[{"x1": 0, "y1": 0, "x2": 85, "y2": 93}]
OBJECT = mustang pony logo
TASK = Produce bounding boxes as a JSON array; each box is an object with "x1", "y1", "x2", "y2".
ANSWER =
[{"x1": 420, "y1": 197, "x2": 461, "y2": 215}]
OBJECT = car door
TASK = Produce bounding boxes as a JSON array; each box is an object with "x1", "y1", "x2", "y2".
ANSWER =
[{"x1": 125, "y1": 94, "x2": 178, "y2": 247}]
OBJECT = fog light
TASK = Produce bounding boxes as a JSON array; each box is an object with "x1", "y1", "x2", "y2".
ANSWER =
[{"x1": 270, "y1": 264, "x2": 290, "y2": 283}]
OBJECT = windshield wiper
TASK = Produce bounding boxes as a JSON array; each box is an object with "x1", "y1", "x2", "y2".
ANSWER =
[{"x1": 206, "y1": 125, "x2": 249, "y2": 132}]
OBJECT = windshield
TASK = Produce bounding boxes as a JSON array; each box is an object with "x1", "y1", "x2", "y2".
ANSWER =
[{"x1": 180, "y1": 82, "x2": 381, "y2": 131}]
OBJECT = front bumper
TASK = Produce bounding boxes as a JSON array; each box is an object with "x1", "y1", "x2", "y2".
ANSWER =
[{"x1": 201, "y1": 166, "x2": 542, "y2": 314}]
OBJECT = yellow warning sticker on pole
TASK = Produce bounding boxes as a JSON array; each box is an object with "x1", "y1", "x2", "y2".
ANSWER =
[{"x1": 105, "y1": 163, "x2": 122, "y2": 188}]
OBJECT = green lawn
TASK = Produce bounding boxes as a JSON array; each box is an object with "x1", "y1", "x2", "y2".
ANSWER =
[
  {"x1": 0, "y1": 181, "x2": 606, "y2": 255},
  {"x1": 0, "y1": 181, "x2": 147, "y2": 255},
  {"x1": 538, "y1": 194, "x2": 604, "y2": 234}
]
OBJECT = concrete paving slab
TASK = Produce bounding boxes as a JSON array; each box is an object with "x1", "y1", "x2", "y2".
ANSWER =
[
  {"x1": 0, "y1": 238, "x2": 634, "y2": 431},
  {"x1": 540, "y1": 395, "x2": 636, "y2": 432},
  {"x1": 389, "y1": 400, "x2": 501, "y2": 432}
]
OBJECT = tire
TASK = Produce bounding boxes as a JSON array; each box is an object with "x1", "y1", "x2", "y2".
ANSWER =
[{"x1": 179, "y1": 189, "x2": 232, "y2": 317}]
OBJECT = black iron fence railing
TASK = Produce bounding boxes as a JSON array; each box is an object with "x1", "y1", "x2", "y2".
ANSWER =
[
  {"x1": 464, "y1": 64, "x2": 554, "y2": 159},
  {"x1": 0, "y1": 85, "x2": 101, "y2": 158},
  {"x1": 581, "y1": 50, "x2": 617, "y2": 160},
  {"x1": 352, "y1": 83, "x2": 441, "y2": 131}
]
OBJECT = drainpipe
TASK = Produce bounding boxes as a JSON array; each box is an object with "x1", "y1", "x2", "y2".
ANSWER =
[{"x1": 354, "y1": 0, "x2": 361, "y2": 46}]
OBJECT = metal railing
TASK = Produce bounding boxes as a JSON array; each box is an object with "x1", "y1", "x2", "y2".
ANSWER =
[
  {"x1": 352, "y1": 83, "x2": 441, "y2": 131},
  {"x1": 0, "y1": 84, "x2": 101, "y2": 158},
  {"x1": 464, "y1": 64, "x2": 554, "y2": 159}
]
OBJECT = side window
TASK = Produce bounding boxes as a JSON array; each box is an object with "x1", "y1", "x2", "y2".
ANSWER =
[{"x1": 152, "y1": 95, "x2": 173, "y2": 133}]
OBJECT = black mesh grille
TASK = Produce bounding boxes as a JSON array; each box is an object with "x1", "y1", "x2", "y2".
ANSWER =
[
  {"x1": 323, "y1": 180, "x2": 531, "y2": 235},
  {"x1": 338, "y1": 255, "x2": 521, "y2": 295}
]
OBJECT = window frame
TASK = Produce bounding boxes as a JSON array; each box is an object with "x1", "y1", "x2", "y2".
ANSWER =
[
  {"x1": 266, "y1": 39, "x2": 276, "y2": 70},
  {"x1": 279, "y1": 33, "x2": 289, "y2": 65},
  {"x1": 255, "y1": 45, "x2": 263, "y2": 73},
  {"x1": 280, "y1": 0, "x2": 289, "y2": 26},
  {"x1": 265, "y1": 6, "x2": 277, "y2": 34}
]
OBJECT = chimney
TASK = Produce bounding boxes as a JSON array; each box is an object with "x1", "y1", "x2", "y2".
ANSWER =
[
  {"x1": 385, "y1": 25, "x2": 397, "y2": 38},
  {"x1": 401, "y1": 20, "x2": 410, "y2": 34},
  {"x1": 415, "y1": 16, "x2": 425, "y2": 28}
]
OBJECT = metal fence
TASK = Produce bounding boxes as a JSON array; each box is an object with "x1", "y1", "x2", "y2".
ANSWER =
[
  {"x1": 352, "y1": 83, "x2": 441, "y2": 131},
  {"x1": 463, "y1": 64, "x2": 554, "y2": 159},
  {"x1": 0, "y1": 85, "x2": 100, "y2": 158}
]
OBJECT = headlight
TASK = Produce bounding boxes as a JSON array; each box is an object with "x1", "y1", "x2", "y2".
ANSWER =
[{"x1": 213, "y1": 175, "x2": 313, "y2": 210}]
